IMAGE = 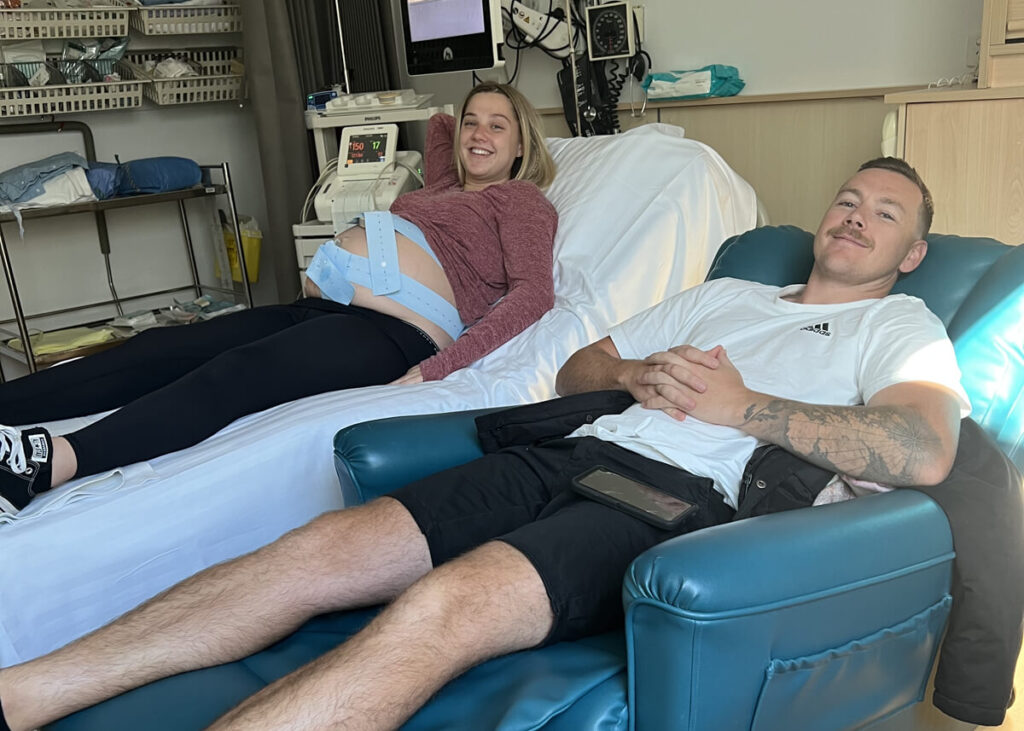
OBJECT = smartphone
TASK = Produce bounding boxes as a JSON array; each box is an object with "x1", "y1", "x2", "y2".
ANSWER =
[{"x1": 571, "y1": 465, "x2": 698, "y2": 530}]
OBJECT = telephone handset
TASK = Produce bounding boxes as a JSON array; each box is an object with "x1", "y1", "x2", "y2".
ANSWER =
[{"x1": 557, "y1": 55, "x2": 615, "y2": 137}]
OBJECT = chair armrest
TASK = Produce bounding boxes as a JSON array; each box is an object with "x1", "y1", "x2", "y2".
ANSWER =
[
  {"x1": 333, "y1": 407, "x2": 503, "y2": 505},
  {"x1": 622, "y1": 490, "x2": 955, "y2": 730}
]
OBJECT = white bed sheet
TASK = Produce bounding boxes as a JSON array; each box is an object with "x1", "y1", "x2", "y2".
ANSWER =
[{"x1": 0, "y1": 123, "x2": 756, "y2": 666}]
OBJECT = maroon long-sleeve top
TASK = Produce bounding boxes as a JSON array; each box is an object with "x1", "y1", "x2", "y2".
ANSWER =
[{"x1": 391, "y1": 113, "x2": 557, "y2": 380}]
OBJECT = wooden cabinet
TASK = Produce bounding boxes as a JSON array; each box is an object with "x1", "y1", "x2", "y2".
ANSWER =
[
  {"x1": 980, "y1": 0, "x2": 1024, "y2": 88},
  {"x1": 885, "y1": 86, "x2": 1024, "y2": 245}
]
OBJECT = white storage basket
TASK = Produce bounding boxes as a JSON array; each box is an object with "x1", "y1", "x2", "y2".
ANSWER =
[
  {"x1": 0, "y1": 4, "x2": 130, "y2": 40},
  {"x1": 120, "y1": 1, "x2": 241, "y2": 35},
  {"x1": 123, "y1": 48, "x2": 242, "y2": 105},
  {"x1": 0, "y1": 61, "x2": 144, "y2": 118}
]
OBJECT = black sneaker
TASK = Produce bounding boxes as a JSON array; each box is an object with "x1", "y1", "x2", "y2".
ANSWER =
[{"x1": 0, "y1": 425, "x2": 53, "y2": 514}]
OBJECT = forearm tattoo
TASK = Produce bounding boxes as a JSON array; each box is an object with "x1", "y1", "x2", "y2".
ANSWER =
[{"x1": 740, "y1": 399, "x2": 943, "y2": 485}]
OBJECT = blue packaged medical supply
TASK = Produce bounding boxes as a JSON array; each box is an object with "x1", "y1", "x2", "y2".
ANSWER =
[{"x1": 642, "y1": 64, "x2": 745, "y2": 102}]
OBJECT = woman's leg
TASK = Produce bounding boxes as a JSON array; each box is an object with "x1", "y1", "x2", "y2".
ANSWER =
[
  {"x1": 0, "y1": 305, "x2": 303, "y2": 425},
  {"x1": 65, "y1": 308, "x2": 434, "y2": 480}
]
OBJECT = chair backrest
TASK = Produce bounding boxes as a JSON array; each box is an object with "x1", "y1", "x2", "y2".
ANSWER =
[{"x1": 706, "y1": 225, "x2": 1024, "y2": 468}]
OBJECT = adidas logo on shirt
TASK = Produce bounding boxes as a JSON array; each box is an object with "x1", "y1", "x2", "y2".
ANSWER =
[{"x1": 800, "y1": 322, "x2": 832, "y2": 337}]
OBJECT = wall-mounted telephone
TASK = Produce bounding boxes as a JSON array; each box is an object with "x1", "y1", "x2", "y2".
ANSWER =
[{"x1": 557, "y1": 55, "x2": 616, "y2": 136}]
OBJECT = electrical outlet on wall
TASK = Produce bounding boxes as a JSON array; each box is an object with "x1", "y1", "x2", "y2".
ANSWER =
[
  {"x1": 515, "y1": 0, "x2": 542, "y2": 11},
  {"x1": 965, "y1": 32, "x2": 981, "y2": 71}
]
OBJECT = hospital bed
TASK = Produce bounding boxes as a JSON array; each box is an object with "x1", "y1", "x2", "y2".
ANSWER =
[{"x1": 0, "y1": 123, "x2": 757, "y2": 667}]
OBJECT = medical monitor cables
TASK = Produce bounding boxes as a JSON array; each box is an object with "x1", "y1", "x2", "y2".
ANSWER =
[{"x1": 301, "y1": 158, "x2": 339, "y2": 224}]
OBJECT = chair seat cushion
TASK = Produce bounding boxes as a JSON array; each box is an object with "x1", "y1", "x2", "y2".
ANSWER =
[{"x1": 48, "y1": 611, "x2": 627, "y2": 731}]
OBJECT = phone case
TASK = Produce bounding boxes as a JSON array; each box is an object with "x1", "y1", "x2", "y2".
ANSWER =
[{"x1": 570, "y1": 465, "x2": 697, "y2": 530}]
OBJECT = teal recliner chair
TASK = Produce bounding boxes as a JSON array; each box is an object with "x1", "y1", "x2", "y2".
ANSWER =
[{"x1": 48, "y1": 226, "x2": 1024, "y2": 730}]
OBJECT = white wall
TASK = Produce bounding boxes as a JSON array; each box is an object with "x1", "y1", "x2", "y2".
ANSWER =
[{"x1": 403, "y1": 0, "x2": 984, "y2": 110}]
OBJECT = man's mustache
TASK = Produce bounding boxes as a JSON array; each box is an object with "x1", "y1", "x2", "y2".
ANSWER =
[{"x1": 828, "y1": 225, "x2": 869, "y2": 245}]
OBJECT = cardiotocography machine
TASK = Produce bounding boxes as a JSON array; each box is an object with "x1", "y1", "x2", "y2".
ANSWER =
[{"x1": 313, "y1": 122, "x2": 423, "y2": 230}]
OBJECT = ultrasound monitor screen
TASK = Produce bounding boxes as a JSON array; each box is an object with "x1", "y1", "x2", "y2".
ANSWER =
[{"x1": 407, "y1": 0, "x2": 484, "y2": 42}]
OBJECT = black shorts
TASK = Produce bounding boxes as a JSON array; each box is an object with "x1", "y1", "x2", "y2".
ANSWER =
[{"x1": 390, "y1": 436, "x2": 735, "y2": 645}]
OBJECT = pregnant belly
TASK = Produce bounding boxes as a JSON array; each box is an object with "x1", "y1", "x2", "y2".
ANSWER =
[{"x1": 336, "y1": 224, "x2": 457, "y2": 349}]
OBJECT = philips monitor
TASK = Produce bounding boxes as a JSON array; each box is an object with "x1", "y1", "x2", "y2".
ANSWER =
[
  {"x1": 336, "y1": 124, "x2": 400, "y2": 180},
  {"x1": 402, "y1": 0, "x2": 503, "y2": 76}
]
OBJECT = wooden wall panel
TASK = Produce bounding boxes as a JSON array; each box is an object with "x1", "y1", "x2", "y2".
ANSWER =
[
  {"x1": 538, "y1": 95, "x2": 891, "y2": 234},
  {"x1": 660, "y1": 99, "x2": 890, "y2": 232}
]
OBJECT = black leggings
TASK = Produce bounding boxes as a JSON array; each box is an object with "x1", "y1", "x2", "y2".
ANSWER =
[{"x1": 0, "y1": 299, "x2": 438, "y2": 478}]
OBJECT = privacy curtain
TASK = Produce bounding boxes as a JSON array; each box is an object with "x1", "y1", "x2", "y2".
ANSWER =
[
  {"x1": 237, "y1": 0, "x2": 315, "y2": 301},
  {"x1": 237, "y1": 0, "x2": 392, "y2": 302}
]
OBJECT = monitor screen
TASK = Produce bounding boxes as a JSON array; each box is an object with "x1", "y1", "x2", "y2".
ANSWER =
[
  {"x1": 336, "y1": 124, "x2": 398, "y2": 180},
  {"x1": 408, "y1": 0, "x2": 484, "y2": 42},
  {"x1": 346, "y1": 133, "x2": 390, "y2": 166},
  {"x1": 402, "y1": 0, "x2": 501, "y2": 75}
]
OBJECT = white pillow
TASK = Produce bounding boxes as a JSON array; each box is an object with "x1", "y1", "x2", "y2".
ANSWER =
[{"x1": 544, "y1": 123, "x2": 757, "y2": 331}]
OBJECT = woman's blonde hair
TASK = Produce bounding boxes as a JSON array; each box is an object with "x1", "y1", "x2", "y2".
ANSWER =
[{"x1": 453, "y1": 81, "x2": 557, "y2": 190}]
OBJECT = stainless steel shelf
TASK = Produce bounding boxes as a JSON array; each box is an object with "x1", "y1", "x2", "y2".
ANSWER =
[
  {"x1": 0, "y1": 184, "x2": 227, "y2": 225},
  {"x1": 0, "y1": 120, "x2": 252, "y2": 378}
]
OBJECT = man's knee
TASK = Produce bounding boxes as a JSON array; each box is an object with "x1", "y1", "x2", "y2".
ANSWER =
[
  {"x1": 396, "y1": 541, "x2": 553, "y2": 650},
  {"x1": 266, "y1": 497, "x2": 429, "y2": 583},
  {"x1": 280, "y1": 498, "x2": 413, "y2": 550}
]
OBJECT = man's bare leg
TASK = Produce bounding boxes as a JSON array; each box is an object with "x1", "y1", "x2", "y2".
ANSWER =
[
  {"x1": 0, "y1": 497, "x2": 430, "y2": 731},
  {"x1": 210, "y1": 540, "x2": 554, "y2": 730}
]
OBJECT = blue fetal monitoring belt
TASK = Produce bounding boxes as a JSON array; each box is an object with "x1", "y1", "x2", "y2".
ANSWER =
[{"x1": 305, "y1": 212, "x2": 465, "y2": 341}]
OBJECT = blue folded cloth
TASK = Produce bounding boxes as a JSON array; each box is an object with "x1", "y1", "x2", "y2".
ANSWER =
[
  {"x1": 116, "y1": 156, "x2": 201, "y2": 195},
  {"x1": 89, "y1": 157, "x2": 204, "y2": 198},
  {"x1": 0, "y1": 151, "x2": 89, "y2": 205},
  {"x1": 1, "y1": 153, "x2": 201, "y2": 204},
  {"x1": 84, "y1": 162, "x2": 121, "y2": 200}
]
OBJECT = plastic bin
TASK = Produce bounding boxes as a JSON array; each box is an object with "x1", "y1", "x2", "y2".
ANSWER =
[
  {"x1": 122, "y1": 48, "x2": 243, "y2": 105},
  {"x1": 0, "y1": 4, "x2": 130, "y2": 40},
  {"x1": 0, "y1": 60, "x2": 144, "y2": 118},
  {"x1": 217, "y1": 217, "x2": 261, "y2": 284},
  {"x1": 115, "y1": 1, "x2": 242, "y2": 35}
]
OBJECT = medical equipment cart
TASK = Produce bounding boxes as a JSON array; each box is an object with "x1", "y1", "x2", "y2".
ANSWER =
[
  {"x1": 303, "y1": 91, "x2": 450, "y2": 173},
  {"x1": 294, "y1": 92, "x2": 453, "y2": 286}
]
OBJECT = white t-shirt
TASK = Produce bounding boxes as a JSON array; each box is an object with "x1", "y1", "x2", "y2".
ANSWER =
[{"x1": 570, "y1": 278, "x2": 971, "y2": 509}]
